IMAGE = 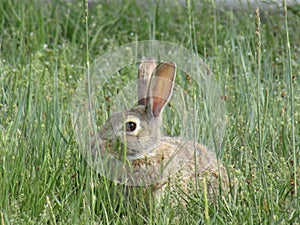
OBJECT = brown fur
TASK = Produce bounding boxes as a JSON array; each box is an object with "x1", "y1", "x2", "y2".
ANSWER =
[{"x1": 94, "y1": 60, "x2": 228, "y2": 202}]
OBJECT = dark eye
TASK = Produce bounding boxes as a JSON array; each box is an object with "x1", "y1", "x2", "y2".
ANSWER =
[{"x1": 126, "y1": 121, "x2": 137, "y2": 132}]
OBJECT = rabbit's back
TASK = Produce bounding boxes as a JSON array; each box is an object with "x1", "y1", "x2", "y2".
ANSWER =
[{"x1": 131, "y1": 136, "x2": 228, "y2": 197}]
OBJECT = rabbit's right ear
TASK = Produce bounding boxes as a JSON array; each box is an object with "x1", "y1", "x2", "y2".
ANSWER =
[
  {"x1": 147, "y1": 62, "x2": 176, "y2": 117},
  {"x1": 138, "y1": 58, "x2": 157, "y2": 106}
]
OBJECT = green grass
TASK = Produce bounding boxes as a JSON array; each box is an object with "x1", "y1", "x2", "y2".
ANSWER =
[{"x1": 0, "y1": 0, "x2": 299, "y2": 224}]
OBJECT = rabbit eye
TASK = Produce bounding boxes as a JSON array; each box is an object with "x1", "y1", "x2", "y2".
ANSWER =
[{"x1": 126, "y1": 121, "x2": 137, "y2": 132}]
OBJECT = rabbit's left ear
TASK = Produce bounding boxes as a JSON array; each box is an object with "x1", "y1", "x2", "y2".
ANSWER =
[
  {"x1": 138, "y1": 58, "x2": 157, "y2": 106},
  {"x1": 147, "y1": 62, "x2": 176, "y2": 117}
]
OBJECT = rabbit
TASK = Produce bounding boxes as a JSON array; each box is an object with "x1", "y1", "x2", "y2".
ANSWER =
[{"x1": 92, "y1": 58, "x2": 228, "y2": 202}]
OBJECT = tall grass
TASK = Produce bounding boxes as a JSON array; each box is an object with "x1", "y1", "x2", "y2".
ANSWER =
[
  {"x1": 0, "y1": 0, "x2": 299, "y2": 224},
  {"x1": 283, "y1": 0, "x2": 298, "y2": 201}
]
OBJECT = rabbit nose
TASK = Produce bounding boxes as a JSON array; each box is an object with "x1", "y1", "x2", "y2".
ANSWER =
[{"x1": 100, "y1": 138, "x2": 113, "y2": 150}]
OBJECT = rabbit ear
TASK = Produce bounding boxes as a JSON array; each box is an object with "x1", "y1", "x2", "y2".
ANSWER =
[
  {"x1": 138, "y1": 58, "x2": 157, "y2": 106},
  {"x1": 147, "y1": 62, "x2": 176, "y2": 117}
]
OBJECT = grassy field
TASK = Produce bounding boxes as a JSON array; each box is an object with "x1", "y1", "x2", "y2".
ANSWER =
[{"x1": 0, "y1": 0, "x2": 299, "y2": 224}]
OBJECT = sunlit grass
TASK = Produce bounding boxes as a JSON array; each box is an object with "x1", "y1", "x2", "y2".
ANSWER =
[{"x1": 0, "y1": 0, "x2": 299, "y2": 224}]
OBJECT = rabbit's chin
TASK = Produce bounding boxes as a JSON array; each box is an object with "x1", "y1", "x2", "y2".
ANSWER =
[
  {"x1": 126, "y1": 153, "x2": 149, "y2": 161},
  {"x1": 125, "y1": 148, "x2": 156, "y2": 161}
]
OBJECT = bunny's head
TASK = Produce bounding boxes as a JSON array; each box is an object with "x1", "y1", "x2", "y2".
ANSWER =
[{"x1": 97, "y1": 59, "x2": 176, "y2": 160}]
